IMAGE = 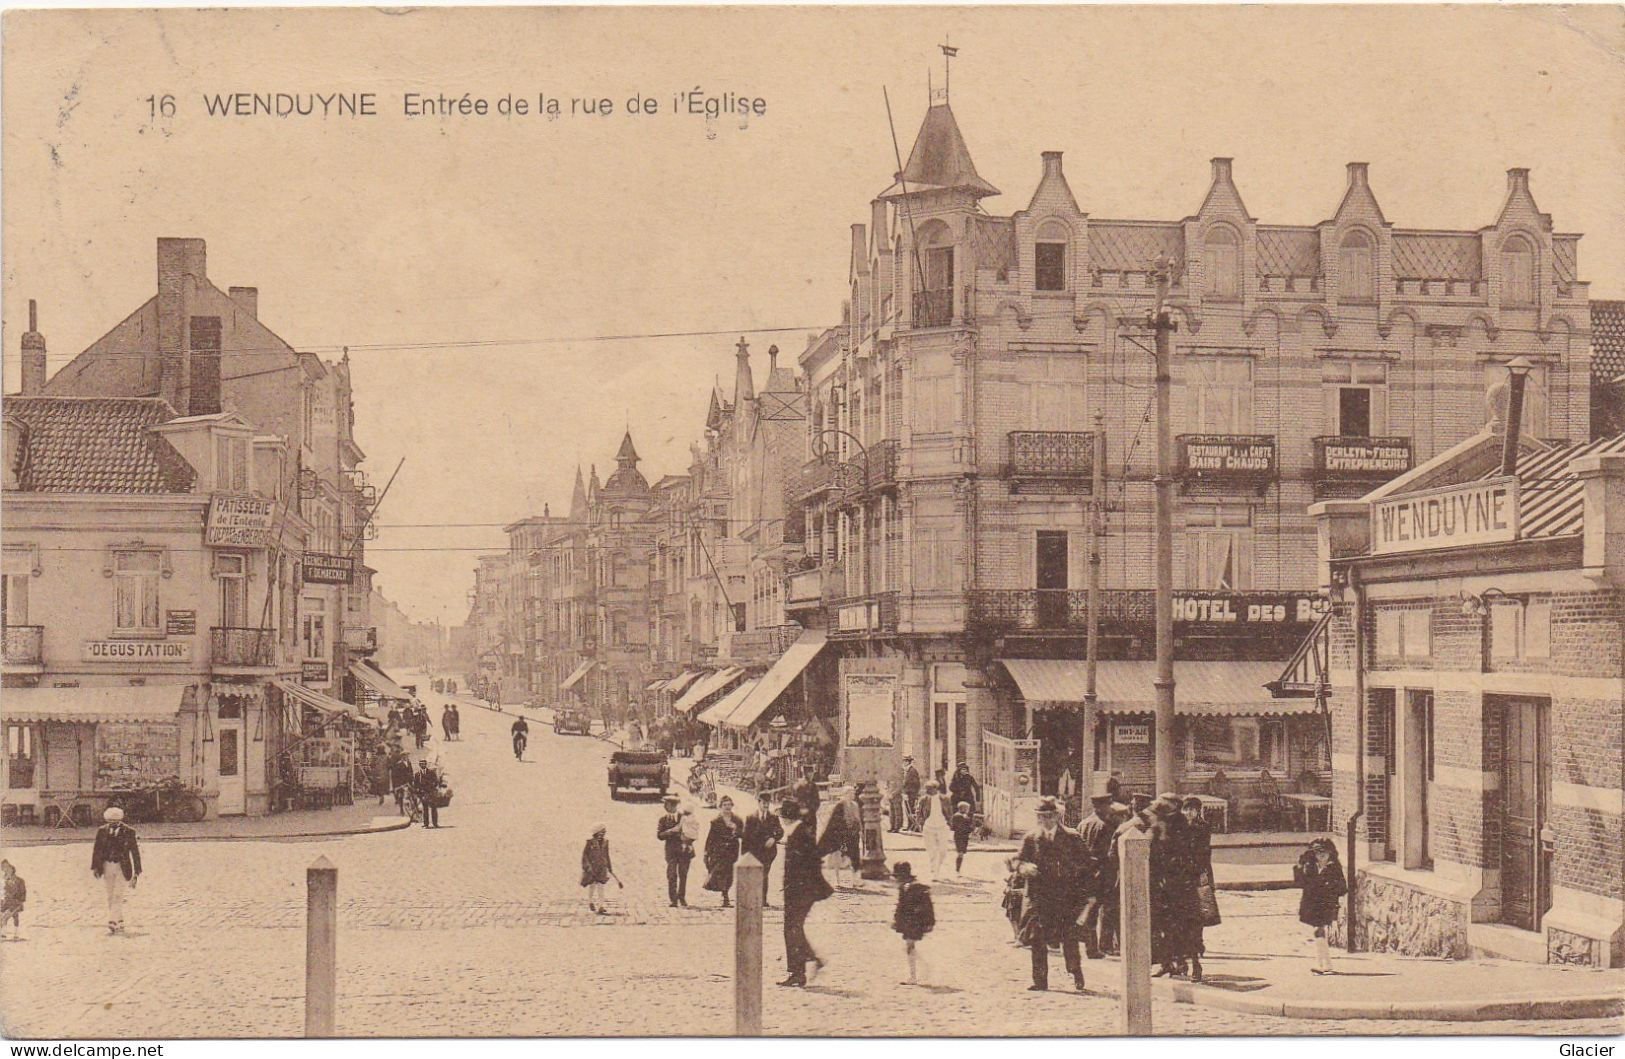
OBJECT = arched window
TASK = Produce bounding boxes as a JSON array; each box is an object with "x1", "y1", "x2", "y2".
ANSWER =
[
  {"x1": 1035, "y1": 220, "x2": 1069, "y2": 292},
  {"x1": 1204, "y1": 226, "x2": 1240, "y2": 300},
  {"x1": 915, "y1": 220, "x2": 954, "y2": 327},
  {"x1": 1502, "y1": 235, "x2": 1536, "y2": 305},
  {"x1": 1339, "y1": 229, "x2": 1375, "y2": 302}
]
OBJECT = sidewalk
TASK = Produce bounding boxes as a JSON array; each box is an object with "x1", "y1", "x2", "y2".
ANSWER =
[{"x1": 0, "y1": 797, "x2": 409, "y2": 846}]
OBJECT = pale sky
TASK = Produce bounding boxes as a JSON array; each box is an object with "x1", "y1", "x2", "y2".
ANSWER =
[{"x1": 5, "y1": 5, "x2": 1623, "y2": 625}]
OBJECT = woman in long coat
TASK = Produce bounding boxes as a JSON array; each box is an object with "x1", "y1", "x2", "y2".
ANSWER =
[
  {"x1": 1149, "y1": 795, "x2": 1202, "y2": 979},
  {"x1": 702, "y1": 797, "x2": 743, "y2": 907},
  {"x1": 1295, "y1": 838, "x2": 1347, "y2": 975},
  {"x1": 1180, "y1": 796, "x2": 1216, "y2": 981},
  {"x1": 580, "y1": 823, "x2": 615, "y2": 914}
]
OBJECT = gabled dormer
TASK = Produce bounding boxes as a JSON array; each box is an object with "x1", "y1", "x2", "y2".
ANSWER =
[
  {"x1": 1321, "y1": 162, "x2": 1393, "y2": 311},
  {"x1": 1014, "y1": 151, "x2": 1087, "y2": 299},
  {"x1": 152, "y1": 410, "x2": 258, "y2": 496},
  {"x1": 1484, "y1": 168, "x2": 1555, "y2": 317},
  {"x1": 1185, "y1": 158, "x2": 1257, "y2": 306}
]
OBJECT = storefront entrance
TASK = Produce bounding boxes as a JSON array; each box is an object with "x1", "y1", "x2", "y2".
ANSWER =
[
  {"x1": 1497, "y1": 695, "x2": 1550, "y2": 932},
  {"x1": 216, "y1": 697, "x2": 245, "y2": 816}
]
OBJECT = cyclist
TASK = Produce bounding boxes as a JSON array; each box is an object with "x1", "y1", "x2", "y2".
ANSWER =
[{"x1": 511, "y1": 715, "x2": 530, "y2": 760}]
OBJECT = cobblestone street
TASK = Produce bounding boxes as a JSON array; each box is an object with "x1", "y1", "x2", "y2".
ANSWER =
[{"x1": 0, "y1": 686, "x2": 1616, "y2": 1038}]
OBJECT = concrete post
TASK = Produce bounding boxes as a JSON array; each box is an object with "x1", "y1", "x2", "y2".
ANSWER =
[
  {"x1": 734, "y1": 854, "x2": 764, "y2": 1035},
  {"x1": 1118, "y1": 827, "x2": 1153, "y2": 1034},
  {"x1": 305, "y1": 855, "x2": 337, "y2": 1037}
]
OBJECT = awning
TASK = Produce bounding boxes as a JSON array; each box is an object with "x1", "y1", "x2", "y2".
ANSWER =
[
  {"x1": 0, "y1": 684, "x2": 186, "y2": 724},
  {"x1": 349, "y1": 662, "x2": 414, "y2": 702},
  {"x1": 662, "y1": 671, "x2": 701, "y2": 697},
  {"x1": 646, "y1": 678, "x2": 669, "y2": 692},
  {"x1": 560, "y1": 660, "x2": 596, "y2": 691},
  {"x1": 672, "y1": 667, "x2": 744, "y2": 715},
  {"x1": 273, "y1": 679, "x2": 373, "y2": 722},
  {"x1": 698, "y1": 677, "x2": 761, "y2": 727},
  {"x1": 723, "y1": 630, "x2": 826, "y2": 730},
  {"x1": 996, "y1": 659, "x2": 1317, "y2": 717}
]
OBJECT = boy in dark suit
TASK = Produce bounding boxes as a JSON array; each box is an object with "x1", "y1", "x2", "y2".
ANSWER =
[
  {"x1": 1016, "y1": 796, "x2": 1087, "y2": 992},
  {"x1": 740, "y1": 799, "x2": 784, "y2": 907}
]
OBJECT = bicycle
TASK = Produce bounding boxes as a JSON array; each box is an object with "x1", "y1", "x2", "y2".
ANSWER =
[
  {"x1": 110, "y1": 776, "x2": 208, "y2": 824},
  {"x1": 513, "y1": 732, "x2": 528, "y2": 760}
]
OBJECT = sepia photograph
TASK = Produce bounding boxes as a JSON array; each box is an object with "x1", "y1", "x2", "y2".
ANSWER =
[{"x1": 0, "y1": 3, "x2": 1622, "y2": 1045}]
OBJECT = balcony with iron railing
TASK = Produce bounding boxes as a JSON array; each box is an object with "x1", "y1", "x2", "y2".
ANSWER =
[
  {"x1": 867, "y1": 439, "x2": 900, "y2": 493},
  {"x1": 785, "y1": 458, "x2": 836, "y2": 506},
  {"x1": 785, "y1": 568, "x2": 823, "y2": 610},
  {"x1": 827, "y1": 591, "x2": 899, "y2": 636},
  {"x1": 911, "y1": 289, "x2": 953, "y2": 329},
  {"x1": 2, "y1": 625, "x2": 44, "y2": 669},
  {"x1": 210, "y1": 626, "x2": 278, "y2": 668},
  {"x1": 1005, "y1": 431, "x2": 1095, "y2": 492}
]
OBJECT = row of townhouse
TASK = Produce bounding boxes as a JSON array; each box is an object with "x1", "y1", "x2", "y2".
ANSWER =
[{"x1": 2, "y1": 238, "x2": 395, "y2": 820}]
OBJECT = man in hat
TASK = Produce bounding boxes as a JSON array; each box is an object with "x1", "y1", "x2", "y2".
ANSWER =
[
  {"x1": 900, "y1": 756, "x2": 922, "y2": 831},
  {"x1": 1015, "y1": 796, "x2": 1088, "y2": 992},
  {"x1": 741, "y1": 795, "x2": 784, "y2": 907},
  {"x1": 90, "y1": 806, "x2": 141, "y2": 934},
  {"x1": 1077, "y1": 780, "x2": 1120, "y2": 958},
  {"x1": 655, "y1": 793, "x2": 695, "y2": 907},
  {"x1": 777, "y1": 797, "x2": 835, "y2": 987},
  {"x1": 1149, "y1": 792, "x2": 1200, "y2": 979}
]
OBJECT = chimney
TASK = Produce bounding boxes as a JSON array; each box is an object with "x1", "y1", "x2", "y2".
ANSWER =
[
  {"x1": 767, "y1": 345, "x2": 779, "y2": 374},
  {"x1": 156, "y1": 238, "x2": 207, "y2": 414},
  {"x1": 1347, "y1": 162, "x2": 1369, "y2": 188},
  {"x1": 1211, "y1": 157, "x2": 1234, "y2": 183},
  {"x1": 1041, "y1": 150, "x2": 1064, "y2": 180},
  {"x1": 1507, "y1": 167, "x2": 1531, "y2": 196},
  {"x1": 851, "y1": 223, "x2": 867, "y2": 265},
  {"x1": 1500, "y1": 356, "x2": 1534, "y2": 477},
  {"x1": 229, "y1": 286, "x2": 258, "y2": 319},
  {"x1": 871, "y1": 199, "x2": 889, "y2": 255},
  {"x1": 19, "y1": 299, "x2": 47, "y2": 395}
]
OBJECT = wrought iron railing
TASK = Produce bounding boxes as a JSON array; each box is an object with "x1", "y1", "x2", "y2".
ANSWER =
[
  {"x1": 210, "y1": 626, "x2": 277, "y2": 667},
  {"x1": 785, "y1": 458, "x2": 836, "y2": 505},
  {"x1": 868, "y1": 439, "x2": 899, "y2": 491},
  {"x1": 1007, "y1": 431, "x2": 1095, "y2": 480},
  {"x1": 2, "y1": 625, "x2": 43, "y2": 666},
  {"x1": 912, "y1": 289, "x2": 953, "y2": 328}
]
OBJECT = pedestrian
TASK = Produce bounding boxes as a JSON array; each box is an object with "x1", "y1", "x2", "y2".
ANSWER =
[
  {"x1": 741, "y1": 797, "x2": 783, "y2": 908},
  {"x1": 1077, "y1": 783, "x2": 1119, "y2": 958},
  {"x1": 1295, "y1": 837, "x2": 1347, "y2": 976},
  {"x1": 791, "y1": 768, "x2": 821, "y2": 825},
  {"x1": 441, "y1": 705, "x2": 454, "y2": 742},
  {"x1": 370, "y1": 746, "x2": 391, "y2": 806},
  {"x1": 1182, "y1": 795, "x2": 1217, "y2": 981},
  {"x1": 656, "y1": 793, "x2": 695, "y2": 907},
  {"x1": 90, "y1": 807, "x2": 141, "y2": 935},
  {"x1": 915, "y1": 780, "x2": 954, "y2": 879},
  {"x1": 389, "y1": 752, "x2": 415, "y2": 816},
  {"x1": 1016, "y1": 796, "x2": 1087, "y2": 993},
  {"x1": 777, "y1": 797, "x2": 835, "y2": 987},
  {"x1": 447, "y1": 703, "x2": 461, "y2": 741},
  {"x1": 1000, "y1": 855, "x2": 1027, "y2": 944},
  {"x1": 703, "y1": 796, "x2": 744, "y2": 908},
  {"x1": 949, "y1": 801, "x2": 975, "y2": 874},
  {"x1": 901, "y1": 756, "x2": 922, "y2": 830},
  {"x1": 415, "y1": 759, "x2": 443, "y2": 828},
  {"x1": 580, "y1": 823, "x2": 620, "y2": 914},
  {"x1": 387, "y1": 704, "x2": 403, "y2": 732},
  {"x1": 1149, "y1": 793, "x2": 1201, "y2": 980},
  {"x1": 1, "y1": 860, "x2": 26, "y2": 940},
  {"x1": 949, "y1": 761, "x2": 981, "y2": 814},
  {"x1": 890, "y1": 861, "x2": 935, "y2": 986}
]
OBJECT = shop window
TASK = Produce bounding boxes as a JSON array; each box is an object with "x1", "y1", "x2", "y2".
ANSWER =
[
  {"x1": 113, "y1": 550, "x2": 162, "y2": 634},
  {"x1": 1203, "y1": 226, "x2": 1240, "y2": 300},
  {"x1": 6, "y1": 724, "x2": 35, "y2": 788},
  {"x1": 1191, "y1": 716, "x2": 1281, "y2": 769},
  {"x1": 1184, "y1": 357, "x2": 1253, "y2": 434}
]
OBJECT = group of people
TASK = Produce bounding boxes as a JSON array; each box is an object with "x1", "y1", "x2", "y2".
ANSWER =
[
  {"x1": 439, "y1": 703, "x2": 462, "y2": 741},
  {"x1": 388, "y1": 701, "x2": 433, "y2": 749},
  {"x1": 369, "y1": 744, "x2": 450, "y2": 828},
  {"x1": 1003, "y1": 787, "x2": 1220, "y2": 992}
]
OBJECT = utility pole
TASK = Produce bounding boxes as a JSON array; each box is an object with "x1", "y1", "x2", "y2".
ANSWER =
[
  {"x1": 1150, "y1": 257, "x2": 1179, "y2": 794},
  {"x1": 1084, "y1": 412, "x2": 1105, "y2": 785}
]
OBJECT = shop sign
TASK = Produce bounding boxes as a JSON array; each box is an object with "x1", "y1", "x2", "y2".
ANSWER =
[
  {"x1": 1317, "y1": 437, "x2": 1411, "y2": 478},
  {"x1": 83, "y1": 640, "x2": 191, "y2": 662},
  {"x1": 1115, "y1": 723, "x2": 1150, "y2": 745},
  {"x1": 1372, "y1": 477, "x2": 1519, "y2": 556},
  {"x1": 205, "y1": 493, "x2": 276, "y2": 547},
  {"x1": 844, "y1": 673, "x2": 895, "y2": 747},
  {"x1": 301, "y1": 660, "x2": 331, "y2": 684},
  {"x1": 1179, "y1": 435, "x2": 1276, "y2": 477},
  {"x1": 164, "y1": 609, "x2": 197, "y2": 636},
  {"x1": 1173, "y1": 592, "x2": 1328, "y2": 626},
  {"x1": 302, "y1": 552, "x2": 354, "y2": 585}
]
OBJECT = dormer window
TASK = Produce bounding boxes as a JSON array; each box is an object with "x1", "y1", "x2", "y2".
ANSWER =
[
  {"x1": 1339, "y1": 229, "x2": 1375, "y2": 303},
  {"x1": 1501, "y1": 234, "x2": 1536, "y2": 306},
  {"x1": 216, "y1": 434, "x2": 249, "y2": 493},
  {"x1": 1203, "y1": 226, "x2": 1240, "y2": 300},
  {"x1": 1035, "y1": 221, "x2": 1069, "y2": 292}
]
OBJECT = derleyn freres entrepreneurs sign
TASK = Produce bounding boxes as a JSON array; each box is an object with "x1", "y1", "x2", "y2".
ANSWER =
[
  {"x1": 1371, "y1": 476, "x2": 1520, "y2": 556},
  {"x1": 205, "y1": 493, "x2": 276, "y2": 547}
]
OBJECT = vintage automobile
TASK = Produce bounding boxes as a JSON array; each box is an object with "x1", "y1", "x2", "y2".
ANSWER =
[
  {"x1": 606, "y1": 750, "x2": 670, "y2": 801},
  {"x1": 553, "y1": 708, "x2": 592, "y2": 736}
]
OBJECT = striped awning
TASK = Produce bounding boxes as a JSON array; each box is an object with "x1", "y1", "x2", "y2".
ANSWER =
[
  {"x1": 997, "y1": 659, "x2": 1316, "y2": 716},
  {"x1": 273, "y1": 679, "x2": 373, "y2": 722},
  {"x1": 672, "y1": 667, "x2": 744, "y2": 715},
  {"x1": 722, "y1": 630, "x2": 826, "y2": 730},
  {"x1": 349, "y1": 662, "x2": 413, "y2": 702},
  {"x1": 662, "y1": 671, "x2": 702, "y2": 697},
  {"x1": 1490, "y1": 434, "x2": 1625, "y2": 540},
  {"x1": 646, "y1": 678, "x2": 669, "y2": 692},
  {"x1": 698, "y1": 678, "x2": 761, "y2": 727},
  {"x1": 0, "y1": 684, "x2": 187, "y2": 724},
  {"x1": 560, "y1": 660, "x2": 596, "y2": 691}
]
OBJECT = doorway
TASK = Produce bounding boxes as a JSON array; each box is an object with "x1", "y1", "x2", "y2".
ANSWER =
[
  {"x1": 216, "y1": 697, "x2": 245, "y2": 815},
  {"x1": 1035, "y1": 530, "x2": 1069, "y2": 628},
  {"x1": 1498, "y1": 695, "x2": 1550, "y2": 932}
]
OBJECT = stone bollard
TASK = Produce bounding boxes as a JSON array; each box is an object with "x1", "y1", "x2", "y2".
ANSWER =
[
  {"x1": 1117, "y1": 827, "x2": 1152, "y2": 1034},
  {"x1": 305, "y1": 855, "x2": 338, "y2": 1037},
  {"x1": 734, "y1": 854, "x2": 764, "y2": 1035}
]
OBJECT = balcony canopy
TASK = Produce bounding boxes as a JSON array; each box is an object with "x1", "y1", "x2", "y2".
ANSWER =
[
  {"x1": 722, "y1": 630, "x2": 826, "y2": 730},
  {"x1": 697, "y1": 677, "x2": 760, "y2": 727},
  {"x1": 0, "y1": 683, "x2": 187, "y2": 724},
  {"x1": 559, "y1": 660, "x2": 596, "y2": 691},
  {"x1": 661, "y1": 671, "x2": 702, "y2": 697},
  {"x1": 996, "y1": 659, "x2": 1317, "y2": 716},
  {"x1": 273, "y1": 679, "x2": 375, "y2": 722},
  {"x1": 672, "y1": 667, "x2": 744, "y2": 715},
  {"x1": 348, "y1": 661, "x2": 413, "y2": 702}
]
